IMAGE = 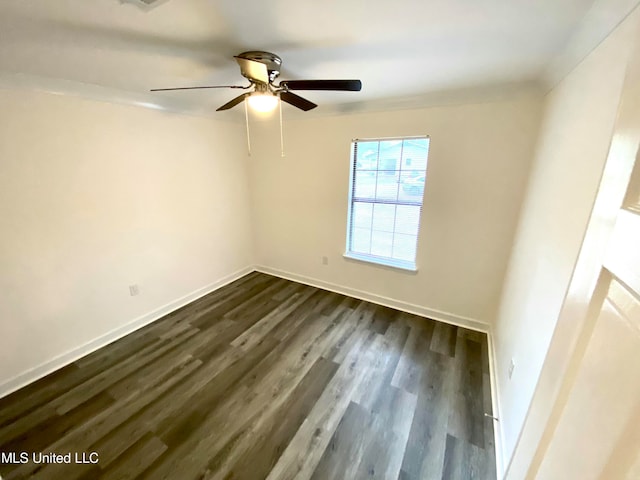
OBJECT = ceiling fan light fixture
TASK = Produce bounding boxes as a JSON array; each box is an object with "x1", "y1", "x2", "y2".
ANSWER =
[
  {"x1": 247, "y1": 92, "x2": 279, "y2": 113},
  {"x1": 151, "y1": 51, "x2": 361, "y2": 113}
]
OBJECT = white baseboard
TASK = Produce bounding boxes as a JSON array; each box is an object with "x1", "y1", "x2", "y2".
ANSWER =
[
  {"x1": 0, "y1": 265, "x2": 254, "y2": 400},
  {"x1": 488, "y1": 326, "x2": 506, "y2": 479},
  {"x1": 255, "y1": 265, "x2": 490, "y2": 333}
]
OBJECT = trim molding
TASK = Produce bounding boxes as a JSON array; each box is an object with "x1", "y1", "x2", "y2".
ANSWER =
[
  {"x1": 0, "y1": 71, "x2": 223, "y2": 120},
  {"x1": 255, "y1": 265, "x2": 490, "y2": 333},
  {"x1": 0, "y1": 265, "x2": 254, "y2": 400},
  {"x1": 488, "y1": 326, "x2": 506, "y2": 479}
]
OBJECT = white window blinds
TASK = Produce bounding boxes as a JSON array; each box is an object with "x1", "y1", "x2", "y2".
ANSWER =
[{"x1": 345, "y1": 136, "x2": 430, "y2": 271}]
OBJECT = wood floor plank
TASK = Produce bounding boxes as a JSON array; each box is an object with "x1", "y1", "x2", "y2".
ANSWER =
[
  {"x1": 190, "y1": 276, "x2": 283, "y2": 328},
  {"x1": 204, "y1": 356, "x2": 339, "y2": 480},
  {"x1": 369, "y1": 304, "x2": 396, "y2": 334},
  {"x1": 441, "y1": 434, "x2": 489, "y2": 480},
  {"x1": 271, "y1": 280, "x2": 304, "y2": 302},
  {"x1": 430, "y1": 322, "x2": 457, "y2": 357},
  {"x1": 464, "y1": 341, "x2": 485, "y2": 449},
  {"x1": 75, "y1": 323, "x2": 167, "y2": 371},
  {"x1": 0, "y1": 360, "x2": 117, "y2": 430},
  {"x1": 264, "y1": 331, "x2": 379, "y2": 480},
  {"x1": 269, "y1": 289, "x2": 342, "y2": 341},
  {"x1": 99, "y1": 434, "x2": 168, "y2": 480},
  {"x1": 400, "y1": 350, "x2": 454, "y2": 480},
  {"x1": 153, "y1": 337, "x2": 280, "y2": 448},
  {"x1": 141, "y1": 305, "x2": 345, "y2": 478},
  {"x1": 139, "y1": 322, "x2": 336, "y2": 478},
  {"x1": 353, "y1": 385, "x2": 418, "y2": 479},
  {"x1": 222, "y1": 277, "x2": 288, "y2": 321},
  {"x1": 0, "y1": 392, "x2": 114, "y2": 463},
  {"x1": 310, "y1": 401, "x2": 370, "y2": 480},
  {"x1": 326, "y1": 301, "x2": 377, "y2": 365},
  {"x1": 127, "y1": 343, "x2": 251, "y2": 442},
  {"x1": 5, "y1": 357, "x2": 202, "y2": 479},
  {"x1": 448, "y1": 336, "x2": 485, "y2": 448},
  {"x1": 0, "y1": 403, "x2": 57, "y2": 448},
  {"x1": 0, "y1": 273, "x2": 496, "y2": 480},
  {"x1": 0, "y1": 363, "x2": 80, "y2": 423},
  {"x1": 54, "y1": 328, "x2": 200, "y2": 414},
  {"x1": 230, "y1": 286, "x2": 316, "y2": 351},
  {"x1": 351, "y1": 319, "x2": 410, "y2": 411},
  {"x1": 391, "y1": 317, "x2": 436, "y2": 395}
]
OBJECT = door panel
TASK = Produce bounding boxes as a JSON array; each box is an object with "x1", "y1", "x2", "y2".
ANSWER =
[
  {"x1": 536, "y1": 276, "x2": 640, "y2": 479},
  {"x1": 530, "y1": 17, "x2": 640, "y2": 480}
]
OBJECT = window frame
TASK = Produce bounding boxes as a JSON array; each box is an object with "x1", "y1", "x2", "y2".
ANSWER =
[{"x1": 344, "y1": 135, "x2": 429, "y2": 272}]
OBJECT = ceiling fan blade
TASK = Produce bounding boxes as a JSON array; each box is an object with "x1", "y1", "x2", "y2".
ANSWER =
[
  {"x1": 280, "y1": 79, "x2": 362, "y2": 91},
  {"x1": 216, "y1": 93, "x2": 251, "y2": 111},
  {"x1": 280, "y1": 91, "x2": 317, "y2": 111},
  {"x1": 234, "y1": 57, "x2": 270, "y2": 84},
  {"x1": 150, "y1": 85, "x2": 249, "y2": 92}
]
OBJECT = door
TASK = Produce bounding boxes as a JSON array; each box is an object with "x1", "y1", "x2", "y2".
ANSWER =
[{"x1": 525, "y1": 21, "x2": 640, "y2": 480}]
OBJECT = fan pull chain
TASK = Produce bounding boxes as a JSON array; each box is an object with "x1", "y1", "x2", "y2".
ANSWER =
[
  {"x1": 279, "y1": 92, "x2": 285, "y2": 157},
  {"x1": 244, "y1": 99, "x2": 251, "y2": 156}
]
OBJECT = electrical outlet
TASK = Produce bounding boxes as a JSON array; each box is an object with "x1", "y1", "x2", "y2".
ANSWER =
[
  {"x1": 129, "y1": 284, "x2": 140, "y2": 296},
  {"x1": 322, "y1": 256, "x2": 329, "y2": 265},
  {"x1": 508, "y1": 358, "x2": 516, "y2": 379}
]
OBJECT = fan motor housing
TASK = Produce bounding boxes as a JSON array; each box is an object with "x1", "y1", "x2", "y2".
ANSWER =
[{"x1": 236, "y1": 51, "x2": 282, "y2": 82}]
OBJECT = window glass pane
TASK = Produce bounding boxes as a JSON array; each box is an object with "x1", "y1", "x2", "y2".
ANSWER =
[
  {"x1": 372, "y1": 203, "x2": 395, "y2": 232},
  {"x1": 398, "y1": 171, "x2": 425, "y2": 202},
  {"x1": 355, "y1": 141, "x2": 379, "y2": 170},
  {"x1": 378, "y1": 140, "x2": 402, "y2": 173},
  {"x1": 395, "y1": 205, "x2": 421, "y2": 235},
  {"x1": 351, "y1": 227, "x2": 371, "y2": 254},
  {"x1": 375, "y1": 174, "x2": 400, "y2": 201},
  {"x1": 392, "y1": 233, "x2": 418, "y2": 261},
  {"x1": 371, "y1": 230, "x2": 393, "y2": 257},
  {"x1": 401, "y1": 138, "x2": 429, "y2": 171},
  {"x1": 354, "y1": 170, "x2": 377, "y2": 199},
  {"x1": 352, "y1": 202, "x2": 373, "y2": 229}
]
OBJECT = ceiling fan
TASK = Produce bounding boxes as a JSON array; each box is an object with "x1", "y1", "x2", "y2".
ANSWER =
[{"x1": 150, "y1": 50, "x2": 362, "y2": 112}]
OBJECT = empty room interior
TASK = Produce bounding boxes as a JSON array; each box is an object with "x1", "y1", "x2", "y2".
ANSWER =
[{"x1": 1, "y1": 0, "x2": 640, "y2": 479}]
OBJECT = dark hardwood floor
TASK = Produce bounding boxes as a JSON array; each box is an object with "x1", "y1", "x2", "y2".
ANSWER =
[{"x1": 0, "y1": 272, "x2": 496, "y2": 480}]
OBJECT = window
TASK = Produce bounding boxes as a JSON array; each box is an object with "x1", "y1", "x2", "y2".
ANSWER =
[{"x1": 345, "y1": 136, "x2": 430, "y2": 271}]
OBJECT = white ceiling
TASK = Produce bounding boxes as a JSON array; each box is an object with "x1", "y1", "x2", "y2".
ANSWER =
[{"x1": 0, "y1": 0, "x2": 622, "y2": 116}]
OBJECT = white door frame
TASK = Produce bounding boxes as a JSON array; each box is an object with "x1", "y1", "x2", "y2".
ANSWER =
[{"x1": 505, "y1": 13, "x2": 640, "y2": 480}]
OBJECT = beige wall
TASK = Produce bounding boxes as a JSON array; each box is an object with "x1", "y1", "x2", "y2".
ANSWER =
[
  {"x1": 493, "y1": 9, "x2": 639, "y2": 474},
  {"x1": 248, "y1": 97, "x2": 542, "y2": 327},
  {"x1": 0, "y1": 90, "x2": 253, "y2": 393}
]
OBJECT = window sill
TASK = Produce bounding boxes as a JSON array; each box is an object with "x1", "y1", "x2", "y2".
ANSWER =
[{"x1": 343, "y1": 252, "x2": 418, "y2": 272}]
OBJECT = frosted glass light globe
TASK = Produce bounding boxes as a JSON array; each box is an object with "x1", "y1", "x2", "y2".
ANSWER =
[{"x1": 248, "y1": 93, "x2": 278, "y2": 113}]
